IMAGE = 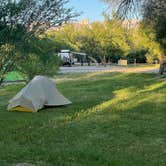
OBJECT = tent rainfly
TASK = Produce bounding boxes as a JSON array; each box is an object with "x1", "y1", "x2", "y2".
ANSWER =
[{"x1": 8, "y1": 76, "x2": 71, "y2": 112}]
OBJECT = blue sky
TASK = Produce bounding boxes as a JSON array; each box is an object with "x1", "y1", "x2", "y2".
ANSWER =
[{"x1": 69, "y1": 0, "x2": 107, "y2": 22}]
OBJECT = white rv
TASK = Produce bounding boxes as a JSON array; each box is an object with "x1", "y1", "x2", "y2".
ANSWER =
[
  {"x1": 58, "y1": 50, "x2": 74, "y2": 66},
  {"x1": 58, "y1": 50, "x2": 87, "y2": 66}
]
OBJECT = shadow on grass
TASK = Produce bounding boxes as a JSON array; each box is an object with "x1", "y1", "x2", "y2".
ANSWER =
[{"x1": 61, "y1": 78, "x2": 166, "y2": 123}]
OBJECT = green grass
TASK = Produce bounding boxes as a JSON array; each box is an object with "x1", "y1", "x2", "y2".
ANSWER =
[{"x1": 0, "y1": 72, "x2": 166, "y2": 166}]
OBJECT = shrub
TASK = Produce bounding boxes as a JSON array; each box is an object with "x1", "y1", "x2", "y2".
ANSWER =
[
  {"x1": 127, "y1": 50, "x2": 147, "y2": 63},
  {"x1": 0, "y1": 44, "x2": 20, "y2": 85}
]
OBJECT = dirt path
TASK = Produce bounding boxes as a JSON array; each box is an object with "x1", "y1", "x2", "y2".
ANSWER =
[{"x1": 60, "y1": 65, "x2": 159, "y2": 74}]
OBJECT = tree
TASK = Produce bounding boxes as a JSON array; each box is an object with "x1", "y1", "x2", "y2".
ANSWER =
[
  {"x1": 0, "y1": 44, "x2": 20, "y2": 84},
  {"x1": 102, "y1": 0, "x2": 166, "y2": 74},
  {"x1": 0, "y1": 0, "x2": 76, "y2": 85},
  {"x1": 0, "y1": 0, "x2": 76, "y2": 34},
  {"x1": 47, "y1": 17, "x2": 156, "y2": 64},
  {"x1": 17, "y1": 37, "x2": 61, "y2": 80}
]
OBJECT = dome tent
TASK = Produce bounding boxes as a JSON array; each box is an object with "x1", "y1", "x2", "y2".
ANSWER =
[{"x1": 8, "y1": 76, "x2": 71, "y2": 112}]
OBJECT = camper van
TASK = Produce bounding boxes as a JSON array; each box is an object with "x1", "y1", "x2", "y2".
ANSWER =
[
  {"x1": 58, "y1": 50, "x2": 74, "y2": 66},
  {"x1": 58, "y1": 50, "x2": 87, "y2": 66}
]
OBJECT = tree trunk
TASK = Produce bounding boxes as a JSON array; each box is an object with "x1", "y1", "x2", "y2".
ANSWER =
[
  {"x1": 0, "y1": 78, "x2": 4, "y2": 86},
  {"x1": 159, "y1": 60, "x2": 166, "y2": 75}
]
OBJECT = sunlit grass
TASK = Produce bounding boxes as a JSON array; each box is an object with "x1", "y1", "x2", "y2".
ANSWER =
[{"x1": 0, "y1": 72, "x2": 166, "y2": 166}]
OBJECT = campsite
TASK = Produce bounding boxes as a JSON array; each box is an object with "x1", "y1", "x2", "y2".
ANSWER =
[
  {"x1": 0, "y1": 72, "x2": 166, "y2": 165},
  {"x1": 0, "y1": 0, "x2": 166, "y2": 165}
]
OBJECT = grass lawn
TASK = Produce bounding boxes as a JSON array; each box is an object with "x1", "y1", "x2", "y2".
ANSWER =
[{"x1": 0, "y1": 72, "x2": 166, "y2": 166}]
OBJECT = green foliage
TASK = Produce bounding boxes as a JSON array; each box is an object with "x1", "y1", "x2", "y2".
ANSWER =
[
  {"x1": 0, "y1": 0, "x2": 76, "y2": 84},
  {"x1": 154, "y1": 14, "x2": 166, "y2": 55},
  {"x1": 146, "y1": 52, "x2": 158, "y2": 64},
  {"x1": 0, "y1": 0, "x2": 76, "y2": 33},
  {"x1": 17, "y1": 38, "x2": 61, "y2": 80},
  {"x1": 142, "y1": 1, "x2": 166, "y2": 57},
  {"x1": 102, "y1": 0, "x2": 166, "y2": 74},
  {"x1": 127, "y1": 50, "x2": 147, "y2": 63},
  {"x1": 47, "y1": 17, "x2": 161, "y2": 64},
  {"x1": 47, "y1": 19, "x2": 130, "y2": 63},
  {"x1": 18, "y1": 53, "x2": 60, "y2": 81},
  {"x1": 0, "y1": 44, "x2": 21, "y2": 83}
]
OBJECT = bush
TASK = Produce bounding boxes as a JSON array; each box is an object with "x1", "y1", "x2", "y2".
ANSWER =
[
  {"x1": 0, "y1": 44, "x2": 20, "y2": 85},
  {"x1": 127, "y1": 50, "x2": 147, "y2": 63},
  {"x1": 146, "y1": 52, "x2": 159, "y2": 64},
  {"x1": 18, "y1": 53, "x2": 60, "y2": 81},
  {"x1": 17, "y1": 37, "x2": 61, "y2": 81}
]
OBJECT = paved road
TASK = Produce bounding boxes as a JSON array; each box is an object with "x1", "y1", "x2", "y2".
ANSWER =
[{"x1": 60, "y1": 65, "x2": 159, "y2": 74}]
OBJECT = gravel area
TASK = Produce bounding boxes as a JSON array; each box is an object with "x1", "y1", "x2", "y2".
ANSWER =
[{"x1": 60, "y1": 66, "x2": 159, "y2": 74}]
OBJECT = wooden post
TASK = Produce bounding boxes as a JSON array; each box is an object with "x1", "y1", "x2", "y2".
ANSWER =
[{"x1": 134, "y1": 59, "x2": 136, "y2": 66}]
